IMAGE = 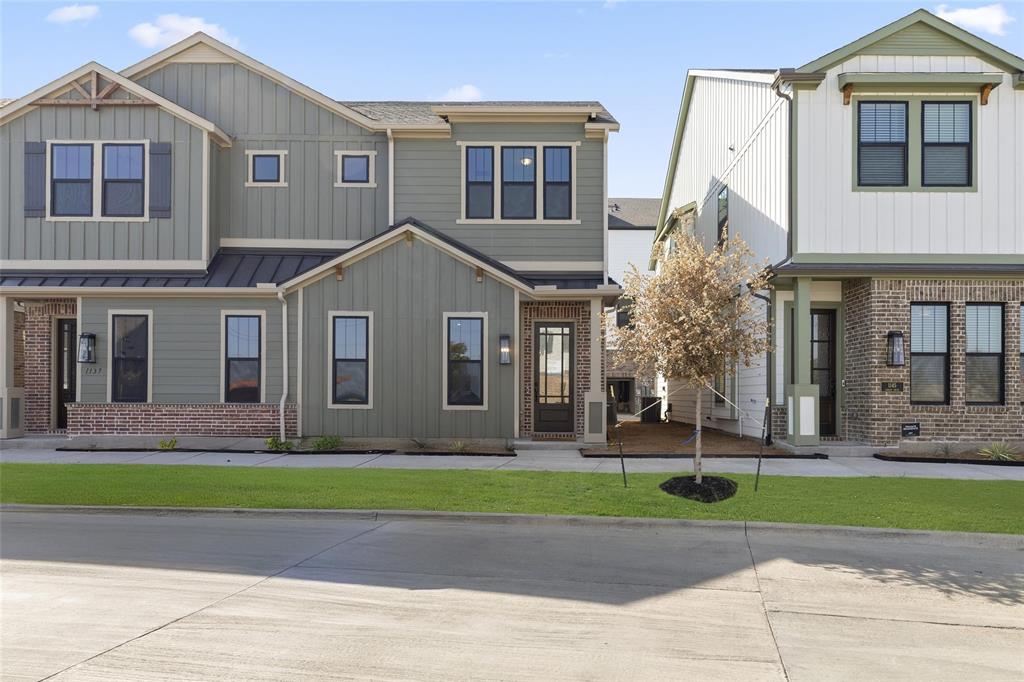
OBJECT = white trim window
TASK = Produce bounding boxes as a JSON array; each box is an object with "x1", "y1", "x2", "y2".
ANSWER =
[
  {"x1": 443, "y1": 312, "x2": 488, "y2": 410},
  {"x1": 457, "y1": 141, "x2": 580, "y2": 225},
  {"x1": 107, "y1": 310, "x2": 153, "y2": 403},
  {"x1": 328, "y1": 311, "x2": 373, "y2": 409},
  {"x1": 221, "y1": 310, "x2": 266, "y2": 403},
  {"x1": 245, "y1": 150, "x2": 287, "y2": 187},
  {"x1": 47, "y1": 140, "x2": 150, "y2": 221},
  {"x1": 334, "y1": 150, "x2": 377, "y2": 188}
]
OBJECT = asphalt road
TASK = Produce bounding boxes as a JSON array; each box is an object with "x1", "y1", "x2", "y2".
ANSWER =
[{"x1": 2, "y1": 511, "x2": 1022, "y2": 681}]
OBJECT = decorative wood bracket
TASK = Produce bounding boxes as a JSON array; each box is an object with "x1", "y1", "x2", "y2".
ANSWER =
[
  {"x1": 475, "y1": 266, "x2": 484, "y2": 283},
  {"x1": 980, "y1": 83, "x2": 993, "y2": 105},
  {"x1": 842, "y1": 83, "x2": 854, "y2": 106},
  {"x1": 334, "y1": 264, "x2": 344, "y2": 281},
  {"x1": 32, "y1": 70, "x2": 153, "y2": 110},
  {"x1": 404, "y1": 231, "x2": 414, "y2": 245}
]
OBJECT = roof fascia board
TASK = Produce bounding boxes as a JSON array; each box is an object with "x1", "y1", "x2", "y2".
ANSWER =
[
  {"x1": 797, "y1": 9, "x2": 1024, "y2": 75},
  {"x1": 0, "y1": 61, "x2": 232, "y2": 146},
  {"x1": 121, "y1": 33, "x2": 450, "y2": 135},
  {"x1": 0, "y1": 287, "x2": 279, "y2": 297},
  {"x1": 687, "y1": 69, "x2": 776, "y2": 83},
  {"x1": 654, "y1": 73, "x2": 697, "y2": 251},
  {"x1": 440, "y1": 112, "x2": 592, "y2": 124}
]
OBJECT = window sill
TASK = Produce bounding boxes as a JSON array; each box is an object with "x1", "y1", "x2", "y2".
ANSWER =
[
  {"x1": 245, "y1": 182, "x2": 288, "y2": 188},
  {"x1": 46, "y1": 215, "x2": 151, "y2": 223},
  {"x1": 852, "y1": 184, "x2": 977, "y2": 194},
  {"x1": 328, "y1": 403, "x2": 373, "y2": 410},
  {"x1": 443, "y1": 404, "x2": 488, "y2": 411},
  {"x1": 334, "y1": 182, "x2": 377, "y2": 189},
  {"x1": 456, "y1": 218, "x2": 581, "y2": 226}
]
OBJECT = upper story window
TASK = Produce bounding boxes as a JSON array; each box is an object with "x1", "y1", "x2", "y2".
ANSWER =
[
  {"x1": 246, "y1": 150, "x2": 287, "y2": 187},
  {"x1": 543, "y1": 147, "x2": 571, "y2": 220},
  {"x1": 857, "y1": 102, "x2": 907, "y2": 187},
  {"x1": 51, "y1": 144, "x2": 93, "y2": 217},
  {"x1": 717, "y1": 186, "x2": 729, "y2": 243},
  {"x1": 459, "y1": 142, "x2": 579, "y2": 224},
  {"x1": 335, "y1": 150, "x2": 377, "y2": 188},
  {"x1": 922, "y1": 102, "x2": 971, "y2": 187},
  {"x1": 501, "y1": 146, "x2": 536, "y2": 220},
  {"x1": 466, "y1": 147, "x2": 494, "y2": 219},
  {"x1": 102, "y1": 144, "x2": 145, "y2": 217}
]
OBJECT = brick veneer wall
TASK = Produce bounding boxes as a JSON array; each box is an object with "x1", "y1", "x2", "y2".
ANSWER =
[
  {"x1": 520, "y1": 300, "x2": 594, "y2": 438},
  {"x1": 843, "y1": 278, "x2": 1023, "y2": 446},
  {"x1": 23, "y1": 299, "x2": 77, "y2": 433},
  {"x1": 12, "y1": 309, "x2": 25, "y2": 389},
  {"x1": 67, "y1": 402, "x2": 298, "y2": 437}
]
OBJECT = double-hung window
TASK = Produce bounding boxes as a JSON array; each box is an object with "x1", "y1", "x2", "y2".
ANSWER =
[
  {"x1": 465, "y1": 147, "x2": 494, "y2": 219},
  {"x1": 909, "y1": 304, "x2": 949, "y2": 405},
  {"x1": 543, "y1": 147, "x2": 571, "y2": 220},
  {"x1": 332, "y1": 315, "x2": 370, "y2": 406},
  {"x1": 922, "y1": 101, "x2": 971, "y2": 187},
  {"x1": 102, "y1": 144, "x2": 144, "y2": 217},
  {"x1": 501, "y1": 147, "x2": 536, "y2": 220},
  {"x1": 51, "y1": 144, "x2": 93, "y2": 217},
  {"x1": 446, "y1": 315, "x2": 485, "y2": 407},
  {"x1": 857, "y1": 102, "x2": 907, "y2": 187},
  {"x1": 965, "y1": 304, "x2": 1003, "y2": 405},
  {"x1": 111, "y1": 313, "x2": 149, "y2": 403},
  {"x1": 224, "y1": 315, "x2": 261, "y2": 403},
  {"x1": 717, "y1": 186, "x2": 729, "y2": 243}
]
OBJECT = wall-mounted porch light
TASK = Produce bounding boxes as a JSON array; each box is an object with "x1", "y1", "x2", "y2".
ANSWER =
[
  {"x1": 77, "y1": 332, "x2": 96, "y2": 363},
  {"x1": 886, "y1": 331, "x2": 905, "y2": 367},
  {"x1": 499, "y1": 334, "x2": 511, "y2": 365}
]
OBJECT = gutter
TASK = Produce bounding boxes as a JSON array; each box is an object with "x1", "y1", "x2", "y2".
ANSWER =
[
  {"x1": 771, "y1": 70, "x2": 794, "y2": 261},
  {"x1": 277, "y1": 290, "x2": 289, "y2": 441}
]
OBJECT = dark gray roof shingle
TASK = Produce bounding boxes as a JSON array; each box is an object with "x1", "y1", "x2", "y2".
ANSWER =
[{"x1": 608, "y1": 198, "x2": 660, "y2": 229}]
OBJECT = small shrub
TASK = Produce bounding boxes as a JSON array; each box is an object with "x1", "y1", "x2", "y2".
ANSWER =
[
  {"x1": 264, "y1": 436, "x2": 294, "y2": 452},
  {"x1": 450, "y1": 440, "x2": 468, "y2": 453},
  {"x1": 410, "y1": 439, "x2": 428, "y2": 450},
  {"x1": 158, "y1": 438, "x2": 178, "y2": 451},
  {"x1": 311, "y1": 435, "x2": 342, "y2": 451},
  {"x1": 979, "y1": 442, "x2": 1017, "y2": 462}
]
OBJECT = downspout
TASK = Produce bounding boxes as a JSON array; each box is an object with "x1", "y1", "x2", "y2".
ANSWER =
[
  {"x1": 387, "y1": 128, "x2": 395, "y2": 225},
  {"x1": 771, "y1": 72, "x2": 793, "y2": 261},
  {"x1": 277, "y1": 290, "x2": 288, "y2": 441}
]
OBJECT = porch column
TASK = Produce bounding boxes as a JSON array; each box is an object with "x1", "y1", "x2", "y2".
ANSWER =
[
  {"x1": 787, "y1": 277, "x2": 819, "y2": 446},
  {"x1": 0, "y1": 296, "x2": 24, "y2": 438},
  {"x1": 583, "y1": 297, "x2": 606, "y2": 444}
]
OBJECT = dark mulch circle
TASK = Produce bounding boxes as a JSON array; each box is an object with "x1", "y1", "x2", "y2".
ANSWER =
[{"x1": 659, "y1": 475, "x2": 738, "y2": 503}]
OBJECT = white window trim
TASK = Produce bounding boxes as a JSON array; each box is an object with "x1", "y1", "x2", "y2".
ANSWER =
[
  {"x1": 327, "y1": 310, "x2": 373, "y2": 410},
  {"x1": 46, "y1": 140, "x2": 150, "y2": 223},
  {"x1": 334, "y1": 150, "x2": 378, "y2": 188},
  {"x1": 106, "y1": 309, "x2": 153, "y2": 403},
  {"x1": 456, "y1": 141, "x2": 581, "y2": 225},
  {"x1": 219, "y1": 310, "x2": 267, "y2": 404},
  {"x1": 442, "y1": 311, "x2": 488, "y2": 411},
  {"x1": 245, "y1": 149, "x2": 288, "y2": 187},
  {"x1": 711, "y1": 367, "x2": 738, "y2": 419}
]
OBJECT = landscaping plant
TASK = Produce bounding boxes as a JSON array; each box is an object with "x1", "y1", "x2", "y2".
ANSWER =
[
  {"x1": 158, "y1": 438, "x2": 178, "y2": 451},
  {"x1": 311, "y1": 435, "x2": 343, "y2": 451},
  {"x1": 979, "y1": 442, "x2": 1018, "y2": 462},
  {"x1": 616, "y1": 229, "x2": 770, "y2": 486},
  {"x1": 264, "y1": 437, "x2": 294, "y2": 452}
]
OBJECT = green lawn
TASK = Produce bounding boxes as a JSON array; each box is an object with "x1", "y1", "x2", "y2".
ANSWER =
[{"x1": 1, "y1": 463, "x2": 1021, "y2": 534}]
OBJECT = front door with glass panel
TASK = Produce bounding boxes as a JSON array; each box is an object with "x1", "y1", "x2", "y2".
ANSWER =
[
  {"x1": 55, "y1": 319, "x2": 77, "y2": 428},
  {"x1": 810, "y1": 310, "x2": 837, "y2": 437},
  {"x1": 534, "y1": 323, "x2": 574, "y2": 433}
]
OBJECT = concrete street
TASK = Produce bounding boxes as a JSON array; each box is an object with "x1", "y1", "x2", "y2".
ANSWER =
[
  {"x1": 2, "y1": 510, "x2": 1022, "y2": 681},
  {"x1": 3, "y1": 446, "x2": 1024, "y2": 480}
]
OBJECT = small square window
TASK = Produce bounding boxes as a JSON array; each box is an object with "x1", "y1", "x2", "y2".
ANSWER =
[
  {"x1": 335, "y1": 151, "x2": 377, "y2": 188},
  {"x1": 247, "y1": 151, "x2": 286, "y2": 186}
]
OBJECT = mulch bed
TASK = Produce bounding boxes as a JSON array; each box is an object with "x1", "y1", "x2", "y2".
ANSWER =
[
  {"x1": 583, "y1": 452, "x2": 827, "y2": 459},
  {"x1": 875, "y1": 453, "x2": 1024, "y2": 467},
  {"x1": 659, "y1": 475, "x2": 738, "y2": 503}
]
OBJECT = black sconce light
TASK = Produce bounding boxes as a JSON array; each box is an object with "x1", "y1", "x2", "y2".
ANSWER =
[
  {"x1": 886, "y1": 331, "x2": 905, "y2": 367},
  {"x1": 77, "y1": 332, "x2": 96, "y2": 363},
  {"x1": 499, "y1": 334, "x2": 511, "y2": 365}
]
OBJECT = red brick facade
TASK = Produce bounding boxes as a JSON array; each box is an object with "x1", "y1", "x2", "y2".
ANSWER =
[
  {"x1": 67, "y1": 402, "x2": 298, "y2": 437},
  {"x1": 520, "y1": 300, "x2": 596, "y2": 438},
  {"x1": 842, "y1": 278, "x2": 1023, "y2": 446},
  {"x1": 23, "y1": 298, "x2": 77, "y2": 434}
]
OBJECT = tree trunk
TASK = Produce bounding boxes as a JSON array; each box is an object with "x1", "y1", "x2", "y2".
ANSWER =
[{"x1": 694, "y1": 385, "x2": 703, "y2": 485}]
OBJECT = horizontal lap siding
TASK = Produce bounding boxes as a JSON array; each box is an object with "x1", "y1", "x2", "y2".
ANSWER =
[
  {"x1": 394, "y1": 123, "x2": 604, "y2": 263},
  {"x1": 78, "y1": 296, "x2": 293, "y2": 404},
  {"x1": 136, "y1": 63, "x2": 388, "y2": 244},
  {"x1": 1, "y1": 108, "x2": 204, "y2": 262},
  {"x1": 301, "y1": 239, "x2": 516, "y2": 439}
]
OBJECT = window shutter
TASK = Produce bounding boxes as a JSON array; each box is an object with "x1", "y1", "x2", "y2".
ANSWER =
[
  {"x1": 149, "y1": 143, "x2": 172, "y2": 218},
  {"x1": 24, "y1": 142, "x2": 46, "y2": 217}
]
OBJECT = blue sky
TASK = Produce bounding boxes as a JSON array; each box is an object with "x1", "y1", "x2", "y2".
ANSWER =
[{"x1": 3, "y1": 1, "x2": 1021, "y2": 196}]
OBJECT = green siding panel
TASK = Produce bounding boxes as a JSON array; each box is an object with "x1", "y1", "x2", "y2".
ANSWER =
[{"x1": 865, "y1": 23, "x2": 986, "y2": 57}]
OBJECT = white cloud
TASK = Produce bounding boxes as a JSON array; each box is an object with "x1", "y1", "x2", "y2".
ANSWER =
[
  {"x1": 129, "y1": 14, "x2": 240, "y2": 49},
  {"x1": 46, "y1": 4, "x2": 99, "y2": 24},
  {"x1": 439, "y1": 84, "x2": 483, "y2": 102},
  {"x1": 935, "y1": 3, "x2": 1015, "y2": 36}
]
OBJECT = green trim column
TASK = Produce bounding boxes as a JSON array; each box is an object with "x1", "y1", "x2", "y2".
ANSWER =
[
  {"x1": 787, "y1": 277, "x2": 819, "y2": 446},
  {"x1": 0, "y1": 297, "x2": 24, "y2": 439}
]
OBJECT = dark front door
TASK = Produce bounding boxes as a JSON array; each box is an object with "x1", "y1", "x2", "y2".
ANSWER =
[
  {"x1": 534, "y1": 323, "x2": 574, "y2": 433},
  {"x1": 810, "y1": 309, "x2": 837, "y2": 437},
  {"x1": 55, "y1": 318, "x2": 77, "y2": 429}
]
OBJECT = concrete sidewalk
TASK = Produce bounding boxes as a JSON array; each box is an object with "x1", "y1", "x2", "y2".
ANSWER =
[{"x1": 2, "y1": 446, "x2": 1023, "y2": 480}]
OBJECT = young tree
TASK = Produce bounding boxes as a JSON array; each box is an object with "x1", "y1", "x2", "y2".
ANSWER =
[{"x1": 617, "y1": 231, "x2": 771, "y2": 484}]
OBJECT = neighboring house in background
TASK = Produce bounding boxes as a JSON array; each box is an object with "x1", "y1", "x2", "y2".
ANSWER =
[
  {"x1": 0, "y1": 33, "x2": 621, "y2": 443},
  {"x1": 606, "y1": 198, "x2": 658, "y2": 414},
  {"x1": 654, "y1": 9, "x2": 1023, "y2": 448}
]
